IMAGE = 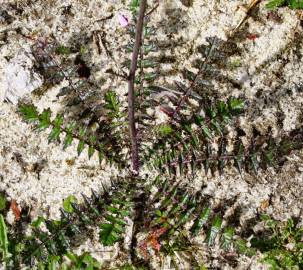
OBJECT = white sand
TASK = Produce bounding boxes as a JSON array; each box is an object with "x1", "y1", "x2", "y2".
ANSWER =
[{"x1": 0, "y1": 0, "x2": 302, "y2": 268}]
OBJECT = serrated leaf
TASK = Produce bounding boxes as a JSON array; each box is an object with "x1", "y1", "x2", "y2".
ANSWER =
[
  {"x1": 48, "y1": 127, "x2": 61, "y2": 142},
  {"x1": 63, "y1": 133, "x2": 73, "y2": 150},
  {"x1": 155, "y1": 209, "x2": 163, "y2": 217},
  {"x1": 56, "y1": 86, "x2": 73, "y2": 98},
  {"x1": 77, "y1": 140, "x2": 85, "y2": 156},
  {"x1": 37, "y1": 109, "x2": 51, "y2": 130},
  {"x1": 207, "y1": 216, "x2": 222, "y2": 246},
  {"x1": 106, "y1": 206, "x2": 119, "y2": 214},
  {"x1": 160, "y1": 185, "x2": 178, "y2": 209},
  {"x1": 218, "y1": 140, "x2": 226, "y2": 175},
  {"x1": 168, "y1": 193, "x2": 189, "y2": 216},
  {"x1": 201, "y1": 125, "x2": 212, "y2": 140},
  {"x1": 228, "y1": 98, "x2": 244, "y2": 113},
  {"x1": 289, "y1": 0, "x2": 303, "y2": 9},
  {"x1": 168, "y1": 205, "x2": 196, "y2": 235},
  {"x1": 88, "y1": 146, "x2": 95, "y2": 159},
  {"x1": 19, "y1": 104, "x2": 39, "y2": 122},
  {"x1": 31, "y1": 216, "x2": 45, "y2": 228},
  {"x1": 63, "y1": 195, "x2": 77, "y2": 213},
  {"x1": 53, "y1": 115, "x2": 63, "y2": 127},
  {"x1": 55, "y1": 45, "x2": 70, "y2": 55},
  {"x1": 99, "y1": 223, "x2": 122, "y2": 246},
  {"x1": 129, "y1": 0, "x2": 140, "y2": 13},
  {"x1": 48, "y1": 115, "x2": 63, "y2": 142},
  {"x1": 210, "y1": 120, "x2": 223, "y2": 136},
  {"x1": 78, "y1": 127, "x2": 86, "y2": 138},
  {"x1": 217, "y1": 101, "x2": 228, "y2": 116},
  {"x1": 156, "y1": 124, "x2": 173, "y2": 137},
  {"x1": 266, "y1": 0, "x2": 286, "y2": 9},
  {"x1": 235, "y1": 239, "x2": 256, "y2": 257},
  {"x1": 65, "y1": 121, "x2": 76, "y2": 133},
  {"x1": 220, "y1": 227, "x2": 234, "y2": 250},
  {"x1": 104, "y1": 90, "x2": 120, "y2": 118},
  {"x1": 47, "y1": 255, "x2": 60, "y2": 270},
  {"x1": 178, "y1": 154, "x2": 184, "y2": 175},
  {"x1": 191, "y1": 207, "x2": 210, "y2": 236}
]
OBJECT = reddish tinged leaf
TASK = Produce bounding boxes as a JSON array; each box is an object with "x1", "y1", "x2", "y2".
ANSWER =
[
  {"x1": 138, "y1": 242, "x2": 149, "y2": 259},
  {"x1": 10, "y1": 200, "x2": 21, "y2": 221},
  {"x1": 149, "y1": 238, "x2": 161, "y2": 252},
  {"x1": 247, "y1": 34, "x2": 257, "y2": 40},
  {"x1": 150, "y1": 227, "x2": 166, "y2": 238},
  {"x1": 138, "y1": 227, "x2": 167, "y2": 259}
]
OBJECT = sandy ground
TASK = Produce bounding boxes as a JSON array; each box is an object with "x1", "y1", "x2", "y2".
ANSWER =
[{"x1": 0, "y1": 0, "x2": 303, "y2": 269}]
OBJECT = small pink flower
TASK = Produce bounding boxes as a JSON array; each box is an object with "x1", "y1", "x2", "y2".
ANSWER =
[{"x1": 118, "y1": 14, "x2": 129, "y2": 28}]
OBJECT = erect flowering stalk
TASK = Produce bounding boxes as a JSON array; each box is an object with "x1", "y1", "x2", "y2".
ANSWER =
[{"x1": 128, "y1": 0, "x2": 147, "y2": 174}]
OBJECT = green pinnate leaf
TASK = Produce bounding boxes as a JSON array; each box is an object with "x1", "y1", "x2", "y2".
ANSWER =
[
  {"x1": 191, "y1": 207, "x2": 210, "y2": 236},
  {"x1": 77, "y1": 140, "x2": 85, "y2": 156},
  {"x1": 220, "y1": 227, "x2": 234, "y2": 250},
  {"x1": 206, "y1": 107, "x2": 216, "y2": 119},
  {"x1": 210, "y1": 120, "x2": 223, "y2": 136},
  {"x1": 48, "y1": 115, "x2": 63, "y2": 142},
  {"x1": 160, "y1": 185, "x2": 178, "y2": 209},
  {"x1": 201, "y1": 125, "x2": 212, "y2": 140},
  {"x1": 168, "y1": 193, "x2": 189, "y2": 216},
  {"x1": 47, "y1": 255, "x2": 60, "y2": 270},
  {"x1": 31, "y1": 216, "x2": 45, "y2": 228},
  {"x1": 88, "y1": 136, "x2": 96, "y2": 159},
  {"x1": 99, "y1": 223, "x2": 123, "y2": 246},
  {"x1": 53, "y1": 114, "x2": 63, "y2": 128},
  {"x1": 235, "y1": 239, "x2": 256, "y2": 257},
  {"x1": 217, "y1": 101, "x2": 228, "y2": 116},
  {"x1": 48, "y1": 127, "x2": 61, "y2": 142},
  {"x1": 37, "y1": 109, "x2": 51, "y2": 130},
  {"x1": 63, "y1": 133, "x2": 73, "y2": 150},
  {"x1": 78, "y1": 127, "x2": 86, "y2": 138},
  {"x1": 55, "y1": 45, "x2": 70, "y2": 55},
  {"x1": 266, "y1": 0, "x2": 286, "y2": 9},
  {"x1": 77, "y1": 127, "x2": 86, "y2": 156},
  {"x1": 266, "y1": 0, "x2": 303, "y2": 9},
  {"x1": 129, "y1": 0, "x2": 140, "y2": 13},
  {"x1": 63, "y1": 195, "x2": 77, "y2": 213},
  {"x1": 19, "y1": 104, "x2": 39, "y2": 122},
  {"x1": 156, "y1": 124, "x2": 173, "y2": 137},
  {"x1": 289, "y1": 0, "x2": 303, "y2": 9},
  {"x1": 65, "y1": 121, "x2": 76, "y2": 133},
  {"x1": 169, "y1": 204, "x2": 196, "y2": 235},
  {"x1": 104, "y1": 90, "x2": 120, "y2": 118},
  {"x1": 228, "y1": 98, "x2": 244, "y2": 114},
  {"x1": 207, "y1": 216, "x2": 222, "y2": 246}
]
